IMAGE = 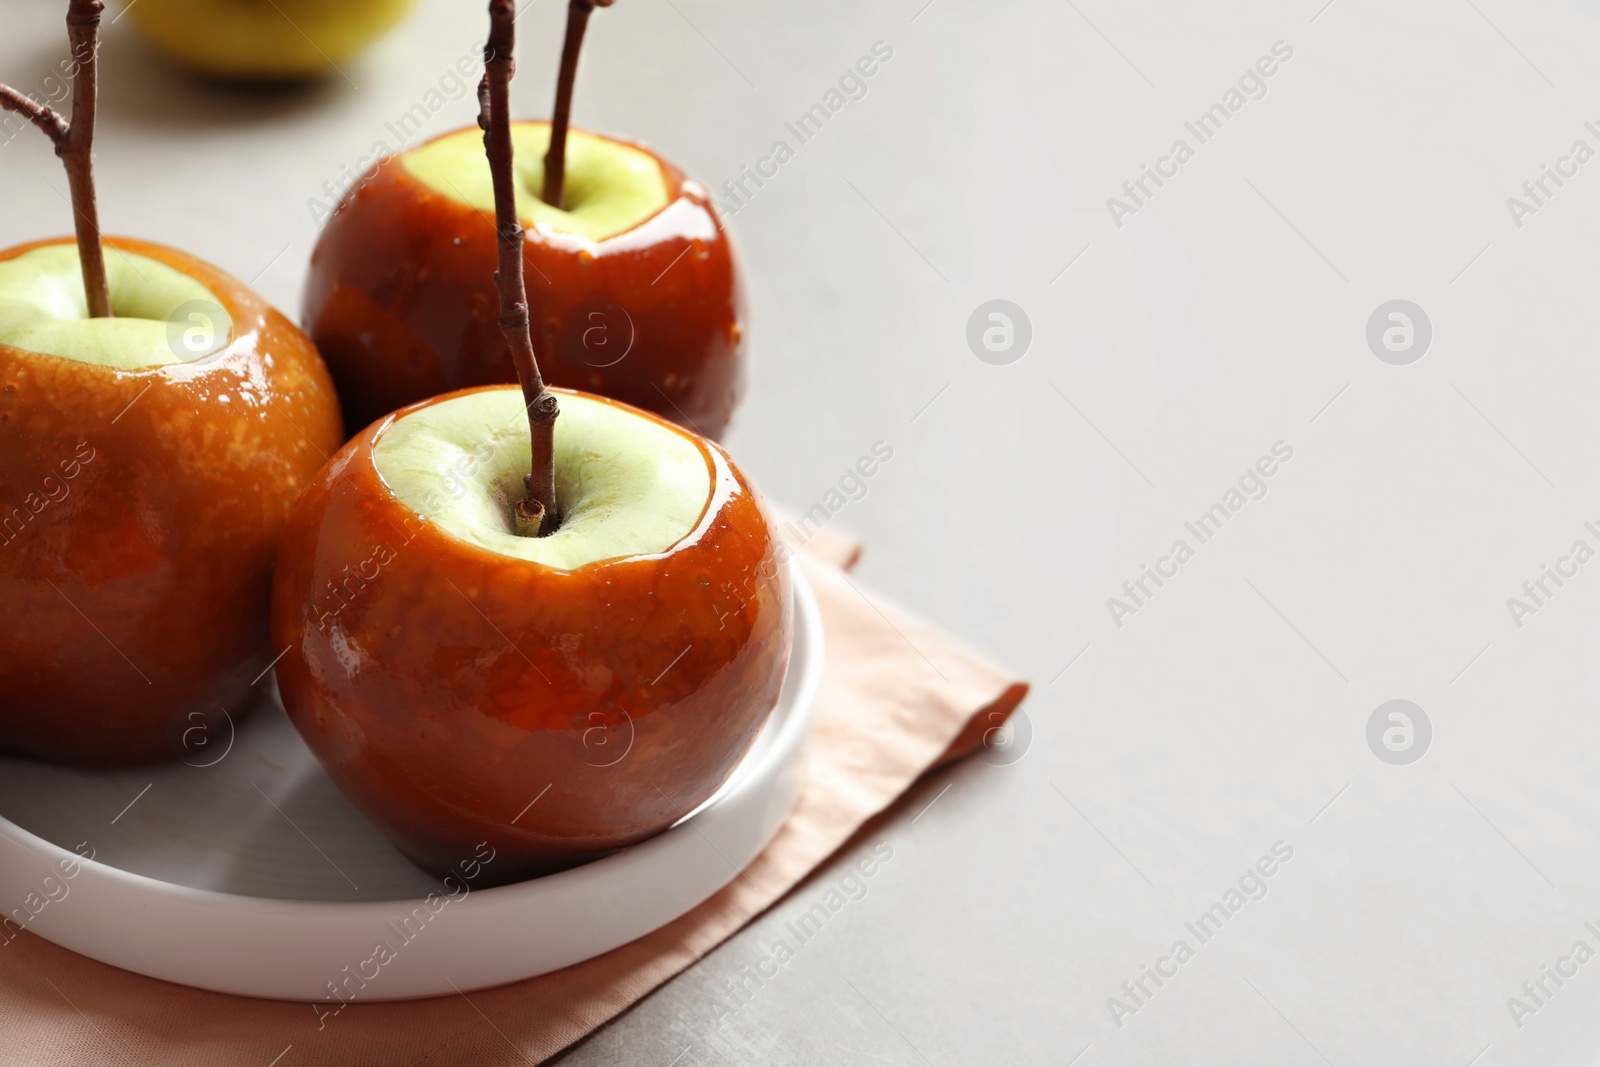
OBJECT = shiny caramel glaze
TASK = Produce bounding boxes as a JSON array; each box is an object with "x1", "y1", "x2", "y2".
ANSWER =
[
  {"x1": 270, "y1": 386, "x2": 791, "y2": 884},
  {"x1": 303, "y1": 123, "x2": 746, "y2": 440},
  {"x1": 0, "y1": 237, "x2": 343, "y2": 766}
]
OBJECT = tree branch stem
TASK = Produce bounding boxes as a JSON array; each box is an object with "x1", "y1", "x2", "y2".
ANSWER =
[
  {"x1": 481, "y1": 0, "x2": 559, "y2": 537},
  {"x1": 62, "y1": 0, "x2": 110, "y2": 319},
  {"x1": 541, "y1": 0, "x2": 600, "y2": 209},
  {"x1": 0, "y1": 1, "x2": 110, "y2": 319},
  {"x1": 0, "y1": 87, "x2": 68, "y2": 142}
]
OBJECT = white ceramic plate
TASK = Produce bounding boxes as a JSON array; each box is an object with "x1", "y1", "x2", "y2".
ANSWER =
[{"x1": 0, "y1": 564, "x2": 821, "y2": 1001}]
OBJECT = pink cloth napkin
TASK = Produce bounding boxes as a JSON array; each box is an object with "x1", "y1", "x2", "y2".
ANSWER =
[{"x1": 0, "y1": 530, "x2": 1028, "y2": 1066}]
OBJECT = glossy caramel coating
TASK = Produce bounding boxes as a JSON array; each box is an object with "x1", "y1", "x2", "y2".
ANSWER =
[
  {"x1": 303, "y1": 124, "x2": 746, "y2": 439},
  {"x1": 270, "y1": 386, "x2": 791, "y2": 883},
  {"x1": 0, "y1": 237, "x2": 343, "y2": 766}
]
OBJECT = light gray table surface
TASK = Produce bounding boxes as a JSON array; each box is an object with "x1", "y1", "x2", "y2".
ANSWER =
[{"x1": 9, "y1": 0, "x2": 1600, "y2": 1063}]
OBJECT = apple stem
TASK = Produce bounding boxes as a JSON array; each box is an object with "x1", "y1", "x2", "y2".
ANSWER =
[
  {"x1": 0, "y1": 0, "x2": 111, "y2": 319},
  {"x1": 480, "y1": 0, "x2": 560, "y2": 538},
  {"x1": 541, "y1": 0, "x2": 612, "y2": 209}
]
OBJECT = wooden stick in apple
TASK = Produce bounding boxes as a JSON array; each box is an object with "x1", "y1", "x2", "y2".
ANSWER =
[
  {"x1": 542, "y1": 0, "x2": 614, "y2": 209},
  {"x1": 0, "y1": 0, "x2": 111, "y2": 319},
  {"x1": 479, "y1": 0, "x2": 561, "y2": 537}
]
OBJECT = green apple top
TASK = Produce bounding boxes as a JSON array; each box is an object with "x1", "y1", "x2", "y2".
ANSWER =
[
  {"x1": 373, "y1": 389, "x2": 712, "y2": 570},
  {"x1": 402, "y1": 122, "x2": 671, "y2": 243},
  {"x1": 0, "y1": 244, "x2": 232, "y2": 370}
]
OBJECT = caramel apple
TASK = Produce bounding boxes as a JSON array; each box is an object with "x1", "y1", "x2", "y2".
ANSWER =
[
  {"x1": 270, "y1": 386, "x2": 791, "y2": 880},
  {"x1": 0, "y1": 239, "x2": 341, "y2": 765},
  {"x1": 273, "y1": 1, "x2": 789, "y2": 883},
  {"x1": 303, "y1": 0, "x2": 745, "y2": 439},
  {"x1": 0, "y1": 2, "x2": 341, "y2": 766}
]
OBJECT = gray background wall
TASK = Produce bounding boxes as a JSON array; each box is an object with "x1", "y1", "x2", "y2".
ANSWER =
[{"x1": 7, "y1": 0, "x2": 1600, "y2": 1063}]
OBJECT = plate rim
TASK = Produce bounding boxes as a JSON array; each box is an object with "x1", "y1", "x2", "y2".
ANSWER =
[{"x1": 0, "y1": 559, "x2": 823, "y2": 997}]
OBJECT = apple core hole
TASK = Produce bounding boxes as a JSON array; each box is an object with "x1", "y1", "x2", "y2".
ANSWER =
[{"x1": 520, "y1": 171, "x2": 588, "y2": 213}]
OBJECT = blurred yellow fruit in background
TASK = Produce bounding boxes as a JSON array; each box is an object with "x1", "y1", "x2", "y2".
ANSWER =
[{"x1": 125, "y1": 0, "x2": 416, "y2": 80}]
